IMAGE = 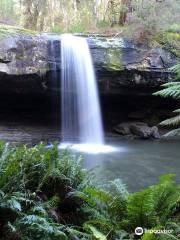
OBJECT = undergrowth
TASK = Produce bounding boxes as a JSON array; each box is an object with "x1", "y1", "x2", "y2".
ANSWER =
[
  {"x1": 0, "y1": 142, "x2": 179, "y2": 240},
  {"x1": 154, "y1": 62, "x2": 180, "y2": 137}
]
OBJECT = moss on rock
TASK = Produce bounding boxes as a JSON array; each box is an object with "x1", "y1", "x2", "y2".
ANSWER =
[
  {"x1": 153, "y1": 24, "x2": 180, "y2": 58},
  {"x1": 105, "y1": 48, "x2": 123, "y2": 71},
  {"x1": 0, "y1": 24, "x2": 36, "y2": 39}
]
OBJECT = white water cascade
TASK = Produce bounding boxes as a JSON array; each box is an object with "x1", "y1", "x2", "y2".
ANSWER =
[{"x1": 60, "y1": 34, "x2": 115, "y2": 154}]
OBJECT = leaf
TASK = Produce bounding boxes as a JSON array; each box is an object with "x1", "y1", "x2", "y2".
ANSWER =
[
  {"x1": 159, "y1": 174, "x2": 176, "y2": 185},
  {"x1": 160, "y1": 114, "x2": 180, "y2": 126},
  {"x1": 0, "y1": 190, "x2": 5, "y2": 197},
  {"x1": 8, "y1": 198, "x2": 21, "y2": 211},
  {"x1": 7, "y1": 222, "x2": 16, "y2": 233},
  {"x1": 173, "y1": 109, "x2": 180, "y2": 113},
  {"x1": 86, "y1": 225, "x2": 107, "y2": 240},
  {"x1": 163, "y1": 128, "x2": 180, "y2": 137}
]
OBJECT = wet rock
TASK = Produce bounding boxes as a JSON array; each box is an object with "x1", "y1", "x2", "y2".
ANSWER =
[
  {"x1": 114, "y1": 122, "x2": 131, "y2": 135},
  {"x1": 151, "y1": 126, "x2": 160, "y2": 139},
  {"x1": 130, "y1": 122, "x2": 160, "y2": 139},
  {"x1": 0, "y1": 32, "x2": 48, "y2": 75},
  {"x1": 114, "y1": 122, "x2": 160, "y2": 139}
]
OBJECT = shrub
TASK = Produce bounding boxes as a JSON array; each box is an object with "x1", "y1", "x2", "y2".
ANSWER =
[
  {"x1": 0, "y1": 142, "x2": 179, "y2": 239},
  {"x1": 126, "y1": 0, "x2": 180, "y2": 41}
]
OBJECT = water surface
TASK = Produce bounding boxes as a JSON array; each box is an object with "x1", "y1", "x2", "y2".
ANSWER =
[{"x1": 81, "y1": 139, "x2": 180, "y2": 192}]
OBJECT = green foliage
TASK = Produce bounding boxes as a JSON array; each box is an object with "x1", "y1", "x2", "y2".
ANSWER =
[
  {"x1": 127, "y1": 189, "x2": 156, "y2": 229},
  {"x1": 69, "y1": 23, "x2": 86, "y2": 33},
  {"x1": 171, "y1": 63, "x2": 180, "y2": 80},
  {"x1": 126, "y1": 174, "x2": 179, "y2": 230},
  {"x1": 11, "y1": 215, "x2": 68, "y2": 240},
  {"x1": 168, "y1": 23, "x2": 180, "y2": 34},
  {"x1": 71, "y1": 175, "x2": 179, "y2": 239},
  {"x1": 51, "y1": 25, "x2": 64, "y2": 33},
  {"x1": 0, "y1": 142, "x2": 179, "y2": 239},
  {"x1": 0, "y1": 142, "x2": 85, "y2": 194},
  {"x1": 85, "y1": 225, "x2": 107, "y2": 240},
  {"x1": 0, "y1": 142, "x2": 88, "y2": 239},
  {"x1": 0, "y1": 0, "x2": 178, "y2": 39},
  {"x1": 96, "y1": 20, "x2": 110, "y2": 29},
  {"x1": 154, "y1": 63, "x2": 180, "y2": 137},
  {"x1": 154, "y1": 82, "x2": 180, "y2": 100}
]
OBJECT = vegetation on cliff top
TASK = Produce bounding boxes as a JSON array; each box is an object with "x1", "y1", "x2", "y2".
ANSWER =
[
  {"x1": 0, "y1": 0, "x2": 179, "y2": 56},
  {"x1": 0, "y1": 24, "x2": 36, "y2": 39},
  {"x1": 0, "y1": 142, "x2": 179, "y2": 240},
  {"x1": 0, "y1": 1, "x2": 179, "y2": 38}
]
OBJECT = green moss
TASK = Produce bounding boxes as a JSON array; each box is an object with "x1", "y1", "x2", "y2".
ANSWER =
[
  {"x1": 153, "y1": 28, "x2": 180, "y2": 57},
  {"x1": 0, "y1": 24, "x2": 36, "y2": 39},
  {"x1": 105, "y1": 48, "x2": 123, "y2": 71}
]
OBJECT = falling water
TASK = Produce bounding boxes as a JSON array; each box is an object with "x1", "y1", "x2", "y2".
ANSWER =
[{"x1": 61, "y1": 34, "x2": 104, "y2": 146}]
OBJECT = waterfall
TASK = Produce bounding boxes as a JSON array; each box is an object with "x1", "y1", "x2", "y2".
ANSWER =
[{"x1": 61, "y1": 34, "x2": 104, "y2": 145}]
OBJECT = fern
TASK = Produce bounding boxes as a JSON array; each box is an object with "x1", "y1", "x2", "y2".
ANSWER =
[
  {"x1": 160, "y1": 113, "x2": 180, "y2": 126},
  {"x1": 126, "y1": 174, "x2": 180, "y2": 232},
  {"x1": 0, "y1": 143, "x2": 90, "y2": 239},
  {"x1": 84, "y1": 224, "x2": 107, "y2": 240},
  {"x1": 154, "y1": 82, "x2": 180, "y2": 100},
  {"x1": 154, "y1": 62, "x2": 180, "y2": 136},
  {"x1": 163, "y1": 128, "x2": 180, "y2": 137},
  {"x1": 70, "y1": 179, "x2": 129, "y2": 238},
  {"x1": 127, "y1": 188, "x2": 156, "y2": 229},
  {"x1": 0, "y1": 143, "x2": 179, "y2": 240},
  {"x1": 171, "y1": 62, "x2": 180, "y2": 80},
  {"x1": 11, "y1": 215, "x2": 68, "y2": 240}
]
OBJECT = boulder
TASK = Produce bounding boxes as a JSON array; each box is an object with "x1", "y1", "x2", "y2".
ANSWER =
[
  {"x1": 114, "y1": 122, "x2": 131, "y2": 135},
  {"x1": 114, "y1": 122, "x2": 160, "y2": 139},
  {"x1": 130, "y1": 123, "x2": 160, "y2": 139}
]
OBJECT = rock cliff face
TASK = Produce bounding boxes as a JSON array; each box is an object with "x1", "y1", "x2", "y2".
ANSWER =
[
  {"x1": 0, "y1": 31, "x2": 177, "y2": 129},
  {"x1": 0, "y1": 33, "x2": 176, "y2": 94},
  {"x1": 0, "y1": 33, "x2": 47, "y2": 75}
]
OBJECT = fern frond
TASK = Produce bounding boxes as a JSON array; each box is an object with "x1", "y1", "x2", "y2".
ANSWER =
[
  {"x1": 161, "y1": 82, "x2": 180, "y2": 87},
  {"x1": 15, "y1": 215, "x2": 68, "y2": 240},
  {"x1": 160, "y1": 114, "x2": 180, "y2": 126},
  {"x1": 163, "y1": 128, "x2": 180, "y2": 137},
  {"x1": 84, "y1": 224, "x2": 107, "y2": 240},
  {"x1": 170, "y1": 62, "x2": 180, "y2": 80},
  {"x1": 173, "y1": 108, "x2": 180, "y2": 113},
  {"x1": 108, "y1": 179, "x2": 129, "y2": 200},
  {"x1": 127, "y1": 189, "x2": 156, "y2": 229},
  {"x1": 154, "y1": 86, "x2": 180, "y2": 99},
  {"x1": 154, "y1": 63, "x2": 180, "y2": 137},
  {"x1": 83, "y1": 187, "x2": 112, "y2": 203}
]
